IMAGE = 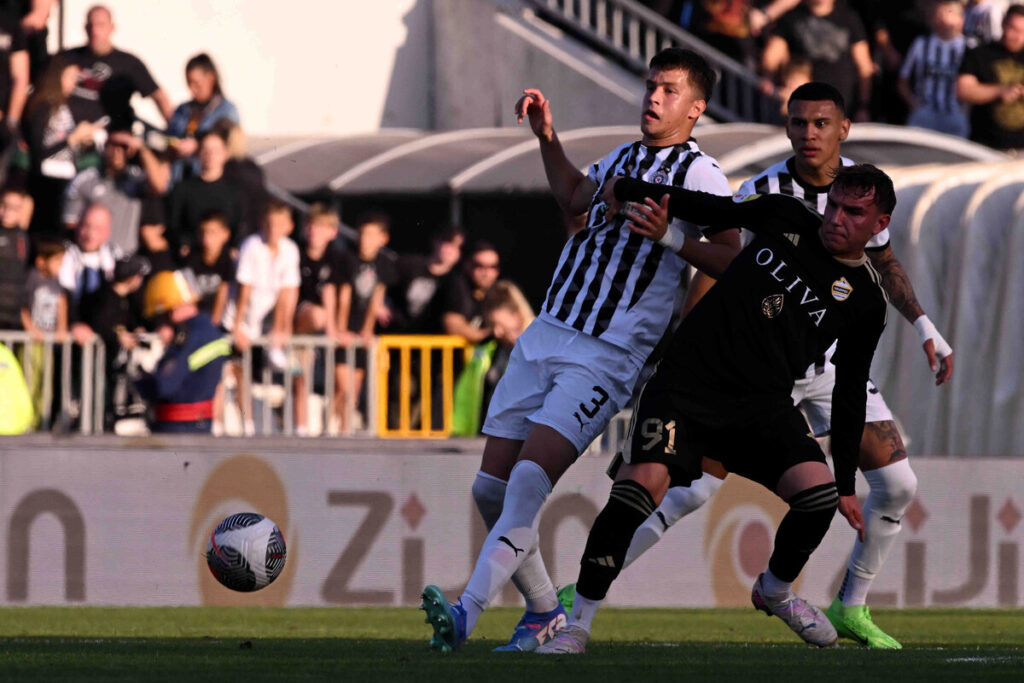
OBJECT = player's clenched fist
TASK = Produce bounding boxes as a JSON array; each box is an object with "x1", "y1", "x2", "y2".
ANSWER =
[{"x1": 514, "y1": 88, "x2": 554, "y2": 142}]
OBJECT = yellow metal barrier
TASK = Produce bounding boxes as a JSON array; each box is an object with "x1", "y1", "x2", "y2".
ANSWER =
[{"x1": 375, "y1": 335, "x2": 471, "y2": 438}]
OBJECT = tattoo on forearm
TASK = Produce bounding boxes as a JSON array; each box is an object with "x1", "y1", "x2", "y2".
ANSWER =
[{"x1": 869, "y1": 249, "x2": 925, "y2": 323}]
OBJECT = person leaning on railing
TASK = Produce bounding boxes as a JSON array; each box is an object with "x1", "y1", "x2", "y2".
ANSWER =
[{"x1": 135, "y1": 270, "x2": 230, "y2": 434}]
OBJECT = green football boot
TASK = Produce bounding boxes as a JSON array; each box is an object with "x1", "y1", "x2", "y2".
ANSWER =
[
  {"x1": 825, "y1": 598, "x2": 902, "y2": 649},
  {"x1": 556, "y1": 583, "x2": 576, "y2": 613}
]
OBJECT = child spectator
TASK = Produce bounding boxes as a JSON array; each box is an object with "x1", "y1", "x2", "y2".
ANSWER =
[
  {"x1": 899, "y1": 0, "x2": 969, "y2": 137},
  {"x1": 78, "y1": 254, "x2": 147, "y2": 431},
  {"x1": 167, "y1": 53, "x2": 240, "y2": 183},
  {"x1": 136, "y1": 197, "x2": 177, "y2": 274},
  {"x1": 335, "y1": 211, "x2": 397, "y2": 435},
  {"x1": 20, "y1": 237, "x2": 67, "y2": 426},
  {"x1": 183, "y1": 210, "x2": 234, "y2": 325},
  {"x1": 0, "y1": 187, "x2": 31, "y2": 329},
  {"x1": 292, "y1": 203, "x2": 343, "y2": 436},
  {"x1": 219, "y1": 199, "x2": 300, "y2": 435}
]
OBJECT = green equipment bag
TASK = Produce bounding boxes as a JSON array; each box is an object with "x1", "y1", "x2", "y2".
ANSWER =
[{"x1": 451, "y1": 341, "x2": 497, "y2": 436}]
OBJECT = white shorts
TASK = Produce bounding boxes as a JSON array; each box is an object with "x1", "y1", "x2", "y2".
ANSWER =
[
  {"x1": 482, "y1": 318, "x2": 644, "y2": 454},
  {"x1": 791, "y1": 363, "x2": 893, "y2": 437}
]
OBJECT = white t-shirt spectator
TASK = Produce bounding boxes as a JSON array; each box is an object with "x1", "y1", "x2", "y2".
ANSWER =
[{"x1": 221, "y1": 233, "x2": 300, "y2": 339}]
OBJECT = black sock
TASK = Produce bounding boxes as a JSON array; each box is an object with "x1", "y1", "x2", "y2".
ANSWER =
[
  {"x1": 576, "y1": 480, "x2": 657, "y2": 601},
  {"x1": 768, "y1": 482, "x2": 838, "y2": 582}
]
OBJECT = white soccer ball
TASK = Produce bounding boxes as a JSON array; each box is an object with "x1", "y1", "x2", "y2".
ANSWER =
[{"x1": 206, "y1": 512, "x2": 287, "y2": 592}]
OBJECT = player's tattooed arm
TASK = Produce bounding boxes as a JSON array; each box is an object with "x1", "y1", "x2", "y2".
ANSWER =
[{"x1": 866, "y1": 245, "x2": 925, "y2": 323}]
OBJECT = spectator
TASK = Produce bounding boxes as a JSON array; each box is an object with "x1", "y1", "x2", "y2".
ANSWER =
[
  {"x1": 166, "y1": 124, "x2": 244, "y2": 253},
  {"x1": 899, "y1": 0, "x2": 968, "y2": 137},
  {"x1": 222, "y1": 120, "x2": 267, "y2": 239},
  {"x1": 0, "y1": 5, "x2": 28, "y2": 154},
  {"x1": 441, "y1": 240, "x2": 500, "y2": 344},
  {"x1": 965, "y1": 0, "x2": 1010, "y2": 48},
  {"x1": 21, "y1": 55, "x2": 101, "y2": 237},
  {"x1": 335, "y1": 211, "x2": 397, "y2": 435},
  {"x1": 135, "y1": 197, "x2": 177, "y2": 273},
  {"x1": 452, "y1": 280, "x2": 535, "y2": 436},
  {"x1": 61, "y1": 128, "x2": 169, "y2": 253},
  {"x1": 0, "y1": 186, "x2": 30, "y2": 329},
  {"x1": 292, "y1": 204, "x2": 343, "y2": 436},
  {"x1": 219, "y1": 199, "x2": 300, "y2": 435},
  {"x1": 688, "y1": 1, "x2": 758, "y2": 67},
  {"x1": 388, "y1": 225, "x2": 462, "y2": 334},
  {"x1": 20, "y1": 236, "x2": 66, "y2": 425},
  {"x1": 764, "y1": 0, "x2": 875, "y2": 120},
  {"x1": 78, "y1": 253, "x2": 147, "y2": 431},
  {"x1": 58, "y1": 203, "x2": 122, "y2": 337},
  {"x1": 167, "y1": 53, "x2": 239, "y2": 183},
  {"x1": 60, "y1": 4, "x2": 173, "y2": 129},
  {"x1": 958, "y1": 4, "x2": 1024, "y2": 150},
  {"x1": 182, "y1": 210, "x2": 233, "y2": 324},
  {"x1": 137, "y1": 269, "x2": 230, "y2": 434}
]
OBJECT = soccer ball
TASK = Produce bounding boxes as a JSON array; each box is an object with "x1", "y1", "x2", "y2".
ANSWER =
[{"x1": 206, "y1": 512, "x2": 287, "y2": 592}]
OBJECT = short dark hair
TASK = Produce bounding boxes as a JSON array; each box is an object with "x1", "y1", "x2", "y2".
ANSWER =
[
  {"x1": 788, "y1": 82, "x2": 847, "y2": 117},
  {"x1": 355, "y1": 210, "x2": 390, "y2": 234},
  {"x1": 831, "y1": 164, "x2": 896, "y2": 215},
  {"x1": 199, "y1": 210, "x2": 230, "y2": 230},
  {"x1": 468, "y1": 240, "x2": 499, "y2": 260},
  {"x1": 263, "y1": 198, "x2": 292, "y2": 220},
  {"x1": 35, "y1": 237, "x2": 66, "y2": 259},
  {"x1": 649, "y1": 48, "x2": 716, "y2": 102},
  {"x1": 1005, "y1": 4, "x2": 1024, "y2": 26}
]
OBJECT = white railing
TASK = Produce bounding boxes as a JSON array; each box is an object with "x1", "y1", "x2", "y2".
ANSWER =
[{"x1": 529, "y1": 0, "x2": 781, "y2": 122}]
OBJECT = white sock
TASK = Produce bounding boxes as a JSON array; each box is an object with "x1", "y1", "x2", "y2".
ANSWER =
[
  {"x1": 760, "y1": 567, "x2": 793, "y2": 599},
  {"x1": 471, "y1": 471, "x2": 559, "y2": 614},
  {"x1": 569, "y1": 592, "x2": 603, "y2": 634},
  {"x1": 840, "y1": 459, "x2": 917, "y2": 607},
  {"x1": 461, "y1": 460, "x2": 552, "y2": 635},
  {"x1": 623, "y1": 475, "x2": 724, "y2": 569}
]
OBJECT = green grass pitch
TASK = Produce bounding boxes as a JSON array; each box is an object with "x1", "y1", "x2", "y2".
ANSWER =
[{"x1": 1, "y1": 607, "x2": 1022, "y2": 682}]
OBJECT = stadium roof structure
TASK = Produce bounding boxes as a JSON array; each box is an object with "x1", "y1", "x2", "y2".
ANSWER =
[{"x1": 254, "y1": 123, "x2": 1007, "y2": 198}]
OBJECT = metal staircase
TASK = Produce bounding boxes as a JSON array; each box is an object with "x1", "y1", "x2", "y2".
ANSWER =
[{"x1": 527, "y1": 0, "x2": 781, "y2": 123}]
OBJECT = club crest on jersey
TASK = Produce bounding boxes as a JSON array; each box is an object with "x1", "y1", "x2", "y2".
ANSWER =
[
  {"x1": 652, "y1": 169, "x2": 669, "y2": 184},
  {"x1": 762, "y1": 293, "x2": 784, "y2": 318},
  {"x1": 831, "y1": 277, "x2": 853, "y2": 301}
]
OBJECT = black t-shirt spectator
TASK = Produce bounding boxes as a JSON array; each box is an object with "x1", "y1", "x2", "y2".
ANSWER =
[
  {"x1": 298, "y1": 244, "x2": 344, "y2": 306},
  {"x1": 388, "y1": 253, "x2": 450, "y2": 334},
  {"x1": 442, "y1": 273, "x2": 486, "y2": 330},
  {"x1": 959, "y1": 42, "x2": 1024, "y2": 150},
  {"x1": 0, "y1": 11, "x2": 25, "y2": 114},
  {"x1": 0, "y1": 227, "x2": 27, "y2": 328},
  {"x1": 183, "y1": 248, "x2": 234, "y2": 314},
  {"x1": 61, "y1": 46, "x2": 159, "y2": 127},
  {"x1": 339, "y1": 250, "x2": 398, "y2": 333},
  {"x1": 775, "y1": 4, "x2": 868, "y2": 109},
  {"x1": 78, "y1": 281, "x2": 144, "y2": 348},
  {"x1": 223, "y1": 158, "x2": 266, "y2": 243},
  {"x1": 166, "y1": 176, "x2": 245, "y2": 251}
]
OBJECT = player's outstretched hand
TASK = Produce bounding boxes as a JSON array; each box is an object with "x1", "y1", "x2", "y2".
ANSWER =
[
  {"x1": 838, "y1": 495, "x2": 865, "y2": 542},
  {"x1": 626, "y1": 194, "x2": 671, "y2": 242},
  {"x1": 923, "y1": 340, "x2": 954, "y2": 386},
  {"x1": 514, "y1": 88, "x2": 554, "y2": 141}
]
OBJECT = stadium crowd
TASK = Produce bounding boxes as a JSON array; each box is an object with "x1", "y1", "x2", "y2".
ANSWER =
[
  {"x1": 0, "y1": 4, "x2": 534, "y2": 436},
  {"x1": 0, "y1": 1, "x2": 1019, "y2": 435}
]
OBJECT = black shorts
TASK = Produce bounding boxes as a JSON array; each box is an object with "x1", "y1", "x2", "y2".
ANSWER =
[
  {"x1": 623, "y1": 373, "x2": 825, "y2": 492},
  {"x1": 334, "y1": 345, "x2": 369, "y2": 371}
]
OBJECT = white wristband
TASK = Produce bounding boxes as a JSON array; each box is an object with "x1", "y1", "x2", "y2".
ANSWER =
[
  {"x1": 913, "y1": 315, "x2": 953, "y2": 358},
  {"x1": 657, "y1": 224, "x2": 686, "y2": 253}
]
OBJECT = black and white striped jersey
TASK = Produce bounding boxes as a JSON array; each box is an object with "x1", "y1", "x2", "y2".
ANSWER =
[
  {"x1": 733, "y1": 156, "x2": 889, "y2": 250},
  {"x1": 540, "y1": 140, "x2": 731, "y2": 361},
  {"x1": 900, "y1": 34, "x2": 967, "y2": 113}
]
